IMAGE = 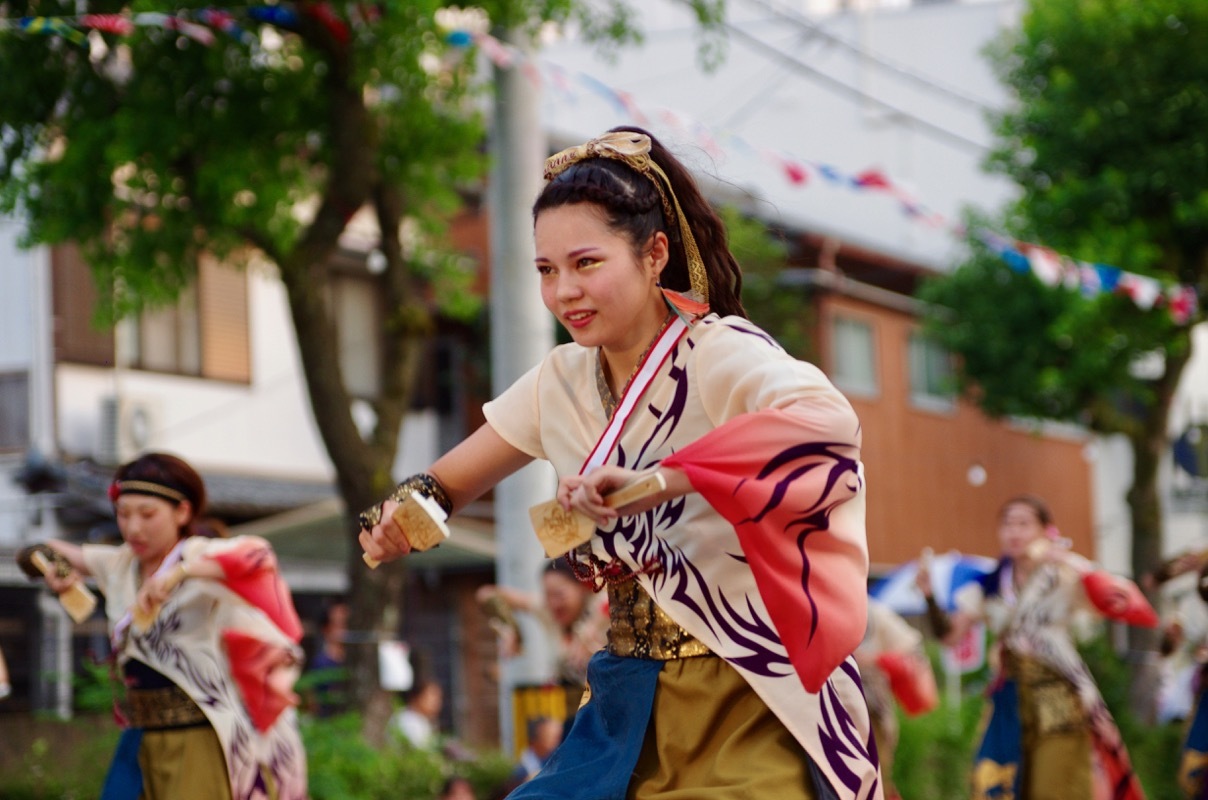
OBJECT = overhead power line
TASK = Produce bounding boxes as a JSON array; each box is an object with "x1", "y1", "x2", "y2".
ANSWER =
[
  {"x1": 669, "y1": 0, "x2": 992, "y2": 155},
  {"x1": 740, "y1": 0, "x2": 1001, "y2": 112}
]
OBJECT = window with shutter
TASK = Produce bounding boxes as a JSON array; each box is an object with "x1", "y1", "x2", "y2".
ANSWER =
[
  {"x1": 51, "y1": 244, "x2": 116, "y2": 366},
  {"x1": 198, "y1": 257, "x2": 250, "y2": 383}
]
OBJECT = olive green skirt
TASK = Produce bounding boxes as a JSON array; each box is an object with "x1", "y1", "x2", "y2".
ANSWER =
[
  {"x1": 626, "y1": 656, "x2": 818, "y2": 799},
  {"x1": 136, "y1": 725, "x2": 237, "y2": 800}
]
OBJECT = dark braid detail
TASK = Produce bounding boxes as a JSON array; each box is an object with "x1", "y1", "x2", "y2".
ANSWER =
[
  {"x1": 541, "y1": 162, "x2": 663, "y2": 220},
  {"x1": 534, "y1": 127, "x2": 748, "y2": 320}
]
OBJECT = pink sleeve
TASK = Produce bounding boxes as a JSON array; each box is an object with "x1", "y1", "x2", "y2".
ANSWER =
[
  {"x1": 209, "y1": 536, "x2": 303, "y2": 642},
  {"x1": 1081, "y1": 571, "x2": 1158, "y2": 627},
  {"x1": 223, "y1": 630, "x2": 300, "y2": 732},
  {"x1": 662, "y1": 406, "x2": 868, "y2": 693}
]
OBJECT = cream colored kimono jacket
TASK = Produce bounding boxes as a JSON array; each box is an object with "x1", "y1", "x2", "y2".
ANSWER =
[
  {"x1": 486, "y1": 314, "x2": 880, "y2": 800},
  {"x1": 84, "y1": 535, "x2": 307, "y2": 800}
]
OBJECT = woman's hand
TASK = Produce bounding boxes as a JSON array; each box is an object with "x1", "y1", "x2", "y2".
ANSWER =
[
  {"x1": 558, "y1": 465, "x2": 691, "y2": 526},
  {"x1": 135, "y1": 563, "x2": 187, "y2": 617},
  {"x1": 358, "y1": 499, "x2": 413, "y2": 565},
  {"x1": 44, "y1": 568, "x2": 80, "y2": 596},
  {"x1": 557, "y1": 468, "x2": 626, "y2": 526},
  {"x1": 914, "y1": 563, "x2": 933, "y2": 599}
]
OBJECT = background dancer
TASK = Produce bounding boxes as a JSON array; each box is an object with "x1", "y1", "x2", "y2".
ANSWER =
[
  {"x1": 19, "y1": 452, "x2": 307, "y2": 800},
  {"x1": 931, "y1": 494, "x2": 1155, "y2": 800}
]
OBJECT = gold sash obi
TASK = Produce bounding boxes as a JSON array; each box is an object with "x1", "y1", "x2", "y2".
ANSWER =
[
  {"x1": 1003, "y1": 649, "x2": 1086, "y2": 736},
  {"x1": 125, "y1": 684, "x2": 209, "y2": 730},
  {"x1": 606, "y1": 579, "x2": 714, "y2": 660}
]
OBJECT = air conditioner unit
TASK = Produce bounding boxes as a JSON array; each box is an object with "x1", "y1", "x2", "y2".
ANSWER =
[{"x1": 96, "y1": 395, "x2": 161, "y2": 465}]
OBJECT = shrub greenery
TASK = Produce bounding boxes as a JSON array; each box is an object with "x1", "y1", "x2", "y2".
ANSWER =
[
  {"x1": 0, "y1": 711, "x2": 514, "y2": 800},
  {"x1": 0, "y1": 636, "x2": 1186, "y2": 800},
  {"x1": 892, "y1": 636, "x2": 1184, "y2": 800}
]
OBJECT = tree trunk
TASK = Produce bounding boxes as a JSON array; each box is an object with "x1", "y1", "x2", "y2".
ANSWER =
[
  {"x1": 1125, "y1": 329, "x2": 1192, "y2": 721},
  {"x1": 262, "y1": 35, "x2": 433, "y2": 744}
]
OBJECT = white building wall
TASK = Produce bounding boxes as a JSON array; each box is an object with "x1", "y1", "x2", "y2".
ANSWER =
[
  {"x1": 55, "y1": 263, "x2": 336, "y2": 480},
  {"x1": 539, "y1": 0, "x2": 1020, "y2": 269},
  {"x1": 0, "y1": 218, "x2": 60, "y2": 556},
  {"x1": 52, "y1": 259, "x2": 445, "y2": 484},
  {"x1": 1092, "y1": 323, "x2": 1208, "y2": 575},
  {"x1": 0, "y1": 218, "x2": 36, "y2": 372}
]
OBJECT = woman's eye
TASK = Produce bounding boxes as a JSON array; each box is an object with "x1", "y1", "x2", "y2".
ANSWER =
[
  {"x1": 536, "y1": 264, "x2": 554, "y2": 276},
  {"x1": 578, "y1": 258, "x2": 601, "y2": 269}
]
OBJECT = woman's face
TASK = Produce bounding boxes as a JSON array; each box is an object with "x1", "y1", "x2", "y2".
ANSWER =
[
  {"x1": 543, "y1": 572, "x2": 586, "y2": 630},
  {"x1": 997, "y1": 502, "x2": 1045, "y2": 560},
  {"x1": 115, "y1": 494, "x2": 190, "y2": 567},
  {"x1": 534, "y1": 203, "x2": 668, "y2": 357}
]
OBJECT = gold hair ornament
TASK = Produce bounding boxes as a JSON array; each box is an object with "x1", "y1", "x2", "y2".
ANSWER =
[
  {"x1": 544, "y1": 131, "x2": 709, "y2": 312},
  {"x1": 111, "y1": 479, "x2": 188, "y2": 505}
]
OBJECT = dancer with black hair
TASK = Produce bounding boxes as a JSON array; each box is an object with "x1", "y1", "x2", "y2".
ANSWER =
[
  {"x1": 362, "y1": 129, "x2": 877, "y2": 799},
  {"x1": 923, "y1": 495, "x2": 1154, "y2": 800},
  {"x1": 19, "y1": 452, "x2": 306, "y2": 800}
]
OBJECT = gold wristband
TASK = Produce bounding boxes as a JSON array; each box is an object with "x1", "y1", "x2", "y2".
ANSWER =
[{"x1": 358, "y1": 473, "x2": 454, "y2": 530}]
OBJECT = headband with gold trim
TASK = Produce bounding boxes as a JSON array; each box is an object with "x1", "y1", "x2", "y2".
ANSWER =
[
  {"x1": 543, "y1": 131, "x2": 709, "y2": 314},
  {"x1": 109, "y1": 479, "x2": 188, "y2": 505}
]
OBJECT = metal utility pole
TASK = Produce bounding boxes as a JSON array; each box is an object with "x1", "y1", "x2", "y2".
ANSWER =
[
  {"x1": 487, "y1": 28, "x2": 555, "y2": 756},
  {"x1": 29, "y1": 243, "x2": 74, "y2": 719}
]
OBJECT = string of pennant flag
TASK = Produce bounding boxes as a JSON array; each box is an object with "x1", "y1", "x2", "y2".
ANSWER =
[
  {"x1": 1, "y1": 4, "x2": 1198, "y2": 324},
  {"x1": 475, "y1": 32, "x2": 1201, "y2": 326},
  {"x1": 0, "y1": 4, "x2": 355, "y2": 45}
]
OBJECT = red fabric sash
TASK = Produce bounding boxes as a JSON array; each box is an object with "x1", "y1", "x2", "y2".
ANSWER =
[
  {"x1": 212, "y1": 537, "x2": 304, "y2": 731},
  {"x1": 212, "y1": 537, "x2": 303, "y2": 642},
  {"x1": 1081, "y1": 571, "x2": 1158, "y2": 628},
  {"x1": 662, "y1": 407, "x2": 866, "y2": 693},
  {"x1": 223, "y1": 631, "x2": 300, "y2": 732}
]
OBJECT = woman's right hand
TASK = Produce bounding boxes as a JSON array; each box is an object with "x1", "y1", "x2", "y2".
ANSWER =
[
  {"x1": 358, "y1": 499, "x2": 414, "y2": 564},
  {"x1": 43, "y1": 568, "x2": 80, "y2": 595},
  {"x1": 914, "y1": 564, "x2": 933, "y2": 598}
]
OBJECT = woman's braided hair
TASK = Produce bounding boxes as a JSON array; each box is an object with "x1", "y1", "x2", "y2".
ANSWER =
[{"x1": 533, "y1": 126, "x2": 747, "y2": 319}]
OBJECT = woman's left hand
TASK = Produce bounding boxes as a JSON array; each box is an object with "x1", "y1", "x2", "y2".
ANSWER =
[
  {"x1": 557, "y1": 465, "x2": 690, "y2": 526},
  {"x1": 558, "y1": 466, "x2": 632, "y2": 526},
  {"x1": 135, "y1": 564, "x2": 186, "y2": 617}
]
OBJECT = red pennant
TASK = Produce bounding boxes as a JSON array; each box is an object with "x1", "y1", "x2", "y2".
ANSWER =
[
  {"x1": 854, "y1": 169, "x2": 891, "y2": 190},
  {"x1": 81, "y1": 14, "x2": 135, "y2": 35},
  {"x1": 782, "y1": 159, "x2": 808, "y2": 186}
]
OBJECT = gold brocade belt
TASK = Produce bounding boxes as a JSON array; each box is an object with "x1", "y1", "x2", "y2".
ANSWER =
[
  {"x1": 125, "y1": 685, "x2": 209, "y2": 730},
  {"x1": 1002, "y1": 648, "x2": 1086, "y2": 736},
  {"x1": 606, "y1": 579, "x2": 714, "y2": 660}
]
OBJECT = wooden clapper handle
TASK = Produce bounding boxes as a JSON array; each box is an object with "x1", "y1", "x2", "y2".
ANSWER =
[
  {"x1": 30, "y1": 550, "x2": 98, "y2": 624},
  {"x1": 529, "y1": 471, "x2": 667, "y2": 559},
  {"x1": 130, "y1": 561, "x2": 190, "y2": 631},
  {"x1": 363, "y1": 492, "x2": 452, "y2": 569}
]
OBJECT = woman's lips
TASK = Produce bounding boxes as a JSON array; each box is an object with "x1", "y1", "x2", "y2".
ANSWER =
[{"x1": 564, "y1": 310, "x2": 595, "y2": 329}]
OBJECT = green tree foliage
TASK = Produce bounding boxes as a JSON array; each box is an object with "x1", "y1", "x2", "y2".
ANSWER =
[
  {"x1": 719, "y1": 205, "x2": 815, "y2": 359},
  {"x1": 1, "y1": 0, "x2": 490, "y2": 741},
  {"x1": 0, "y1": 0, "x2": 725, "y2": 740},
  {"x1": 919, "y1": 0, "x2": 1208, "y2": 602}
]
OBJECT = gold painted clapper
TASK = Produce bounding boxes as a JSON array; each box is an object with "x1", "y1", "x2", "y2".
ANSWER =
[
  {"x1": 529, "y1": 471, "x2": 667, "y2": 559},
  {"x1": 30, "y1": 551, "x2": 97, "y2": 624},
  {"x1": 130, "y1": 562, "x2": 189, "y2": 631},
  {"x1": 363, "y1": 492, "x2": 451, "y2": 569}
]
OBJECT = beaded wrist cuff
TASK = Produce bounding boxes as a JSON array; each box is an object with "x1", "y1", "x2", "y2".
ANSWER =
[
  {"x1": 358, "y1": 473, "x2": 453, "y2": 530},
  {"x1": 16, "y1": 544, "x2": 73, "y2": 580}
]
